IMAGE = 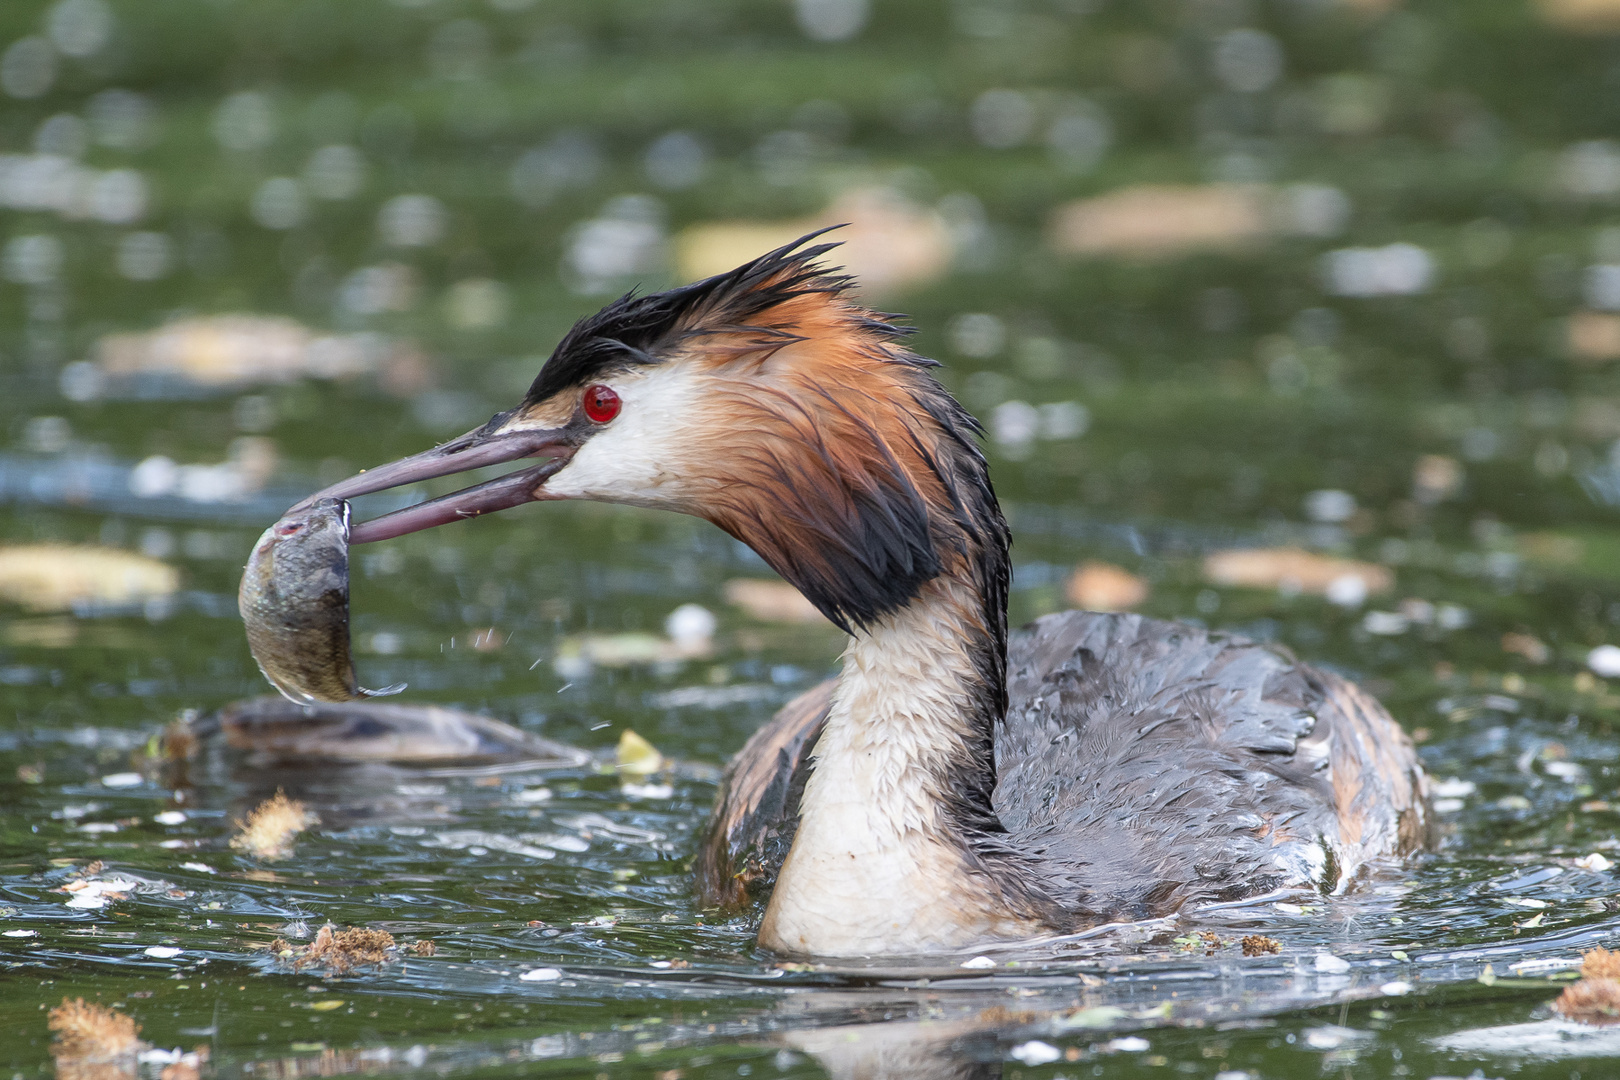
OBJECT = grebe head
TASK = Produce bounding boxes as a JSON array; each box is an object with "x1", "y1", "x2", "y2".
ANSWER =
[{"x1": 304, "y1": 230, "x2": 1009, "y2": 637}]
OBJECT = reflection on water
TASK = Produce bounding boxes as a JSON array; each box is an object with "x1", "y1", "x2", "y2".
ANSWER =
[{"x1": 4, "y1": 0, "x2": 1620, "y2": 1075}]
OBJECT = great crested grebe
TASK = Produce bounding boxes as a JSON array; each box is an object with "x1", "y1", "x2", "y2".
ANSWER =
[{"x1": 295, "y1": 231, "x2": 1432, "y2": 957}]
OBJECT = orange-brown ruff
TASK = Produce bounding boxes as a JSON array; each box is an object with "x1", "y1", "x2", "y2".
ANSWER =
[{"x1": 296, "y1": 231, "x2": 1433, "y2": 957}]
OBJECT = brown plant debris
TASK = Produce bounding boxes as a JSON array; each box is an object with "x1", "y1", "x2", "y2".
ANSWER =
[
  {"x1": 1582, "y1": 947, "x2": 1620, "y2": 979},
  {"x1": 1242, "y1": 934, "x2": 1282, "y2": 956},
  {"x1": 272, "y1": 924, "x2": 398, "y2": 974},
  {"x1": 976, "y1": 1005, "x2": 1041, "y2": 1025},
  {"x1": 49, "y1": 998, "x2": 144, "y2": 1080},
  {"x1": 1203, "y1": 547, "x2": 1393, "y2": 597},
  {"x1": 1554, "y1": 977, "x2": 1620, "y2": 1025},
  {"x1": 411, "y1": 939, "x2": 436, "y2": 956},
  {"x1": 722, "y1": 577, "x2": 827, "y2": 624},
  {"x1": 230, "y1": 790, "x2": 317, "y2": 860},
  {"x1": 1066, "y1": 561, "x2": 1149, "y2": 613},
  {"x1": 160, "y1": 717, "x2": 199, "y2": 762}
]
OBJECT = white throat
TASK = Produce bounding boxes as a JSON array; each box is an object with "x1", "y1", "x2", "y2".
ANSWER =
[{"x1": 757, "y1": 581, "x2": 1039, "y2": 957}]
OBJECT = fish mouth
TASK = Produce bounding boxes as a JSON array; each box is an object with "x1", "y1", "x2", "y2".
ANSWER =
[{"x1": 291, "y1": 417, "x2": 577, "y2": 544}]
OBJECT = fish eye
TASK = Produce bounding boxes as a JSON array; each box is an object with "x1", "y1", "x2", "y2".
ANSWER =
[{"x1": 582, "y1": 384, "x2": 621, "y2": 424}]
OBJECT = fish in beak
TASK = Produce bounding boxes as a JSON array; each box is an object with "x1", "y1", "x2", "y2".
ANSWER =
[{"x1": 291, "y1": 411, "x2": 581, "y2": 544}]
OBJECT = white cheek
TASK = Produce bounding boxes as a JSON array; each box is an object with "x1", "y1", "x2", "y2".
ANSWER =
[{"x1": 542, "y1": 367, "x2": 705, "y2": 507}]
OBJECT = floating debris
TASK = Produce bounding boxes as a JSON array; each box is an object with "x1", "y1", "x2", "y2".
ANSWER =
[
  {"x1": 1502, "y1": 632, "x2": 1551, "y2": 664},
  {"x1": 128, "y1": 438, "x2": 280, "y2": 505},
  {"x1": 1537, "y1": 0, "x2": 1620, "y2": 34},
  {"x1": 0, "y1": 545, "x2": 176, "y2": 613},
  {"x1": 1174, "y1": 930, "x2": 1224, "y2": 953},
  {"x1": 1303, "y1": 1025, "x2": 1370, "y2": 1050},
  {"x1": 1241, "y1": 935, "x2": 1281, "y2": 956},
  {"x1": 1009, "y1": 1040, "x2": 1063, "y2": 1066},
  {"x1": 75, "y1": 315, "x2": 424, "y2": 398},
  {"x1": 1202, "y1": 548, "x2": 1392, "y2": 604},
  {"x1": 1588, "y1": 645, "x2": 1620, "y2": 679},
  {"x1": 616, "y1": 729, "x2": 665, "y2": 777},
  {"x1": 1065, "y1": 561, "x2": 1148, "y2": 613},
  {"x1": 677, "y1": 186, "x2": 952, "y2": 298},
  {"x1": 519, "y1": 966, "x2": 563, "y2": 982},
  {"x1": 411, "y1": 939, "x2": 435, "y2": 957},
  {"x1": 620, "y1": 781, "x2": 674, "y2": 800},
  {"x1": 1321, "y1": 243, "x2": 1435, "y2": 298},
  {"x1": 553, "y1": 607, "x2": 716, "y2": 677},
  {"x1": 1413, "y1": 455, "x2": 1464, "y2": 504},
  {"x1": 1554, "y1": 976, "x2": 1620, "y2": 1026},
  {"x1": 48, "y1": 998, "x2": 143, "y2": 1080},
  {"x1": 1048, "y1": 183, "x2": 1346, "y2": 260},
  {"x1": 1583, "y1": 947, "x2": 1620, "y2": 978},
  {"x1": 271, "y1": 924, "x2": 396, "y2": 974},
  {"x1": 1051, "y1": 184, "x2": 1265, "y2": 258},
  {"x1": 1569, "y1": 311, "x2": 1620, "y2": 361},
  {"x1": 230, "y1": 790, "x2": 317, "y2": 860},
  {"x1": 57, "y1": 874, "x2": 139, "y2": 910},
  {"x1": 722, "y1": 578, "x2": 827, "y2": 624},
  {"x1": 1315, "y1": 952, "x2": 1351, "y2": 973}
]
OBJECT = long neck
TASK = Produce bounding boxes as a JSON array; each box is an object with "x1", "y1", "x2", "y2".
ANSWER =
[{"x1": 758, "y1": 563, "x2": 1049, "y2": 956}]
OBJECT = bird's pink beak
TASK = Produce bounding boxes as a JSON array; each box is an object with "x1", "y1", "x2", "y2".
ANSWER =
[{"x1": 289, "y1": 416, "x2": 577, "y2": 544}]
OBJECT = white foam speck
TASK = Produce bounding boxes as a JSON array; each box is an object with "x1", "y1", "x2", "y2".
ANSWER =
[{"x1": 519, "y1": 967, "x2": 563, "y2": 982}]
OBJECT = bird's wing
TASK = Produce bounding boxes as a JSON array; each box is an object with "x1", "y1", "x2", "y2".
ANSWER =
[
  {"x1": 693, "y1": 677, "x2": 833, "y2": 910},
  {"x1": 996, "y1": 611, "x2": 1428, "y2": 915}
]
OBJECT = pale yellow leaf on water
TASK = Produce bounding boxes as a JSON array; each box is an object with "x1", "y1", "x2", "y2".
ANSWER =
[
  {"x1": 1569, "y1": 312, "x2": 1620, "y2": 362},
  {"x1": 723, "y1": 579, "x2": 828, "y2": 625},
  {"x1": 1521, "y1": 531, "x2": 1585, "y2": 566},
  {"x1": 1065, "y1": 561, "x2": 1149, "y2": 612},
  {"x1": 676, "y1": 186, "x2": 952, "y2": 299},
  {"x1": 308, "y1": 1000, "x2": 345, "y2": 1012},
  {"x1": 616, "y1": 729, "x2": 664, "y2": 777},
  {"x1": 1049, "y1": 184, "x2": 1270, "y2": 259},
  {"x1": 1203, "y1": 548, "x2": 1393, "y2": 596},
  {"x1": 0, "y1": 545, "x2": 177, "y2": 613},
  {"x1": 557, "y1": 633, "x2": 675, "y2": 668},
  {"x1": 3, "y1": 616, "x2": 79, "y2": 648},
  {"x1": 230, "y1": 790, "x2": 317, "y2": 861},
  {"x1": 1537, "y1": 0, "x2": 1620, "y2": 33}
]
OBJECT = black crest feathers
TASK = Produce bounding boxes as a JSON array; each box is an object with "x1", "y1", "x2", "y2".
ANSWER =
[{"x1": 524, "y1": 227, "x2": 895, "y2": 405}]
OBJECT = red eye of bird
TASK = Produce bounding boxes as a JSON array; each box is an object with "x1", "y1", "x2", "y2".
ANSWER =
[{"x1": 582, "y1": 384, "x2": 621, "y2": 423}]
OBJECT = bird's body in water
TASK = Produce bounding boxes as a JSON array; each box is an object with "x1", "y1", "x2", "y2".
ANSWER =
[{"x1": 297, "y1": 231, "x2": 1432, "y2": 958}]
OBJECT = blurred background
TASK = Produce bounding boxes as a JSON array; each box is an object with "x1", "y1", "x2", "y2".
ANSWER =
[{"x1": 9, "y1": 0, "x2": 1620, "y2": 1076}]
